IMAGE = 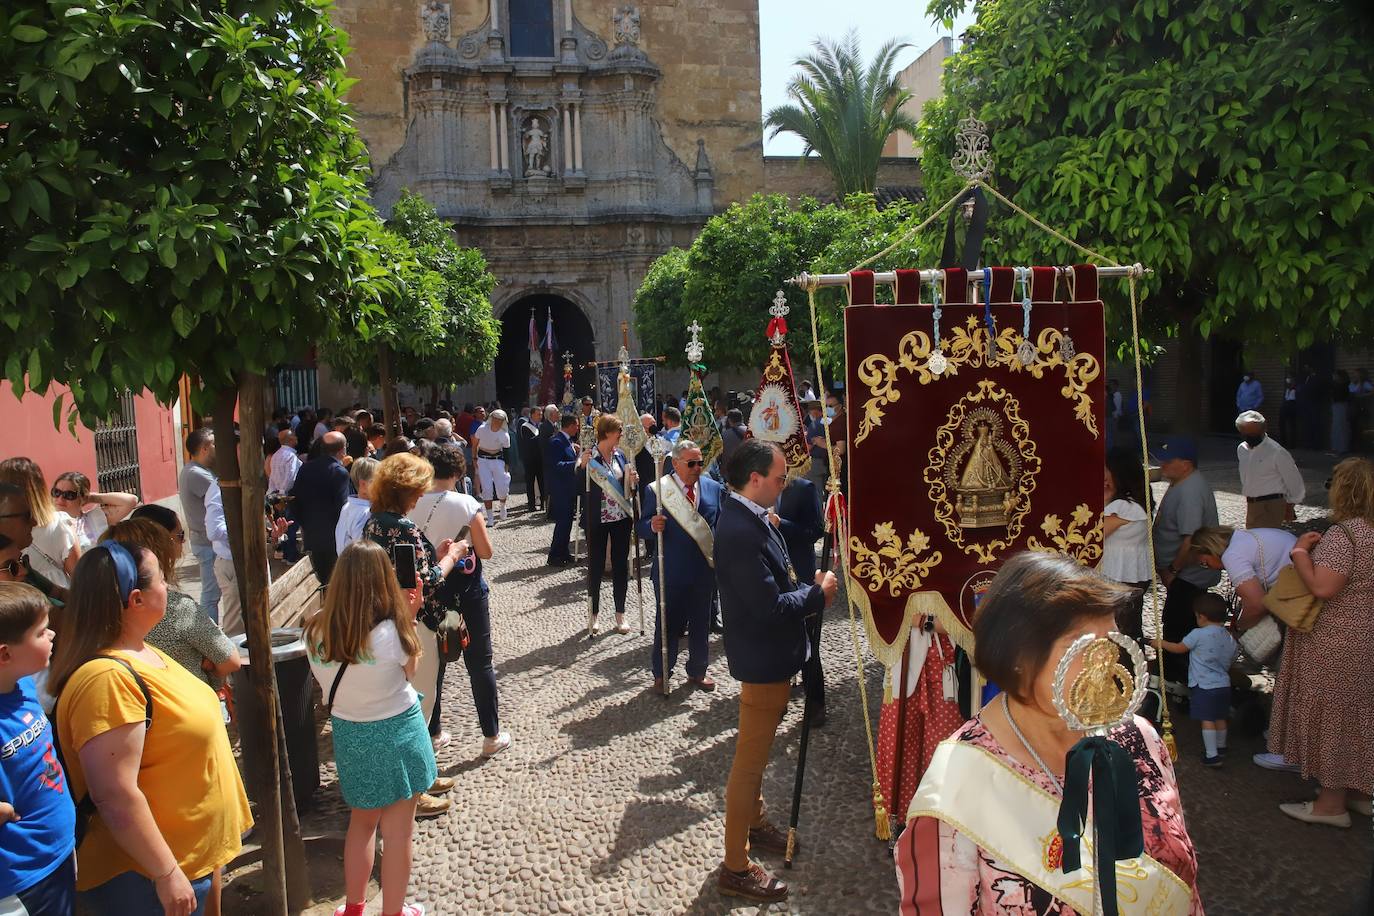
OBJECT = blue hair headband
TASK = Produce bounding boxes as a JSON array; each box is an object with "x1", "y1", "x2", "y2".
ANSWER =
[{"x1": 92, "y1": 541, "x2": 139, "y2": 605}]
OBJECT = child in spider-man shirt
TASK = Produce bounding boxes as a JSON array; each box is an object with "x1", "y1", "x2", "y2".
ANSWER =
[{"x1": 0, "y1": 581, "x2": 74, "y2": 915}]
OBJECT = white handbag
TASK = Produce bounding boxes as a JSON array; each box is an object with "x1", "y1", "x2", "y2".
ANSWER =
[
  {"x1": 1235, "y1": 532, "x2": 1281, "y2": 665},
  {"x1": 1237, "y1": 614, "x2": 1282, "y2": 666}
]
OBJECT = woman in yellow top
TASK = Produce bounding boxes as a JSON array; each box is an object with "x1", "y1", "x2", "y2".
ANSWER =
[{"x1": 48, "y1": 540, "x2": 251, "y2": 915}]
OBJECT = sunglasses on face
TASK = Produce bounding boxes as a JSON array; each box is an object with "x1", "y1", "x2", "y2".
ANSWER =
[
  {"x1": 0, "y1": 555, "x2": 30, "y2": 577},
  {"x1": 0, "y1": 512, "x2": 35, "y2": 525},
  {"x1": 51, "y1": 488, "x2": 80, "y2": 501},
  {"x1": 683, "y1": 459, "x2": 705, "y2": 468}
]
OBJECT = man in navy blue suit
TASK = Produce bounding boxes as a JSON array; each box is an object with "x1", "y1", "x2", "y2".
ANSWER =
[
  {"x1": 288, "y1": 430, "x2": 351, "y2": 583},
  {"x1": 775, "y1": 473, "x2": 827, "y2": 723},
  {"x1": 545, "y1": 413, "x2": 581, "y2": 565},
  {"x1": 639, "y1": 438, "x2": 722, "y2": 692},
  {"x1": 713, "y1": 440, "x2": 837, "y2": 904}
]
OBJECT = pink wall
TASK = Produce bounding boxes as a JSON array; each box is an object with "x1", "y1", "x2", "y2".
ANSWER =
[{"x1": 0, "y1": 385, "x2": 179, "y2": 503}]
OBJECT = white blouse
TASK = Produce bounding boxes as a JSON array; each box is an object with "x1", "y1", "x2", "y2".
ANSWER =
[{"x1": 1099, "y1": 498, "x2": 1151, "y2": 583}]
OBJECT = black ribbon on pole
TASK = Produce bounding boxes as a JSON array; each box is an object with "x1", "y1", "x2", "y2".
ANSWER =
[{"x1": 1056, "y1": 736, "x2": 1144, "y2": 916}]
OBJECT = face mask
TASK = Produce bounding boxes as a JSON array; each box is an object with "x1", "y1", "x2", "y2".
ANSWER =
[
  {"x1": 1243, "y1": 434, "x2": 1264, "y2": 448},
  {"x1": 825, "y1": 407, "x2": 836, "y2": 419}
]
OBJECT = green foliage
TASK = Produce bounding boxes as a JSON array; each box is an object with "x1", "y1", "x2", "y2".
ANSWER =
[
  {"x1": 0, "y1": 0, "x2": 387, "y2": 423},
  {"x1": 318, "y1": 225, "x2": 447, "y2": 387},
  {"x1": 326, "y1": 191, "x2": 500, "y2": 388},
  {"x1": 633, "y1": 193, "x2": 934, "y2": 375},
  {"x1": 918, "y1": 0, "x2": 1374, "y2": 351},
  {"x1": 764, "y1": 31, "x2": 922, "y2": 196}
]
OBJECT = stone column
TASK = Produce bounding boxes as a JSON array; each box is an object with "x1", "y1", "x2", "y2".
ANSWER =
[
  {"x1": 562, "y1": 105, "x2": 574, "y2": 172},
  {"x1": 489, "y1": 0, "x2": 500, "y2": 31},
  {"x1": 572, "y1": 102, "x2": 583, "y2": 172},
  {"x1": 498, "y1": 104, "x2": 509, "y2": 172},
  {"x1": 489, "y1": 103, "x2": 500, "y2": 171},
  {"x1": 564, "y1": 0, "x2": 573, "y2": 32}
]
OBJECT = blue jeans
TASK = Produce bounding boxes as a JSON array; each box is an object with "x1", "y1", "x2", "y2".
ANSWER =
[
  {"x1": 79, "y1": 869, "x2": 212, "y2": 915},
  {"x1": 190, "y1": 541, "x2": 221, "y2": 622}
]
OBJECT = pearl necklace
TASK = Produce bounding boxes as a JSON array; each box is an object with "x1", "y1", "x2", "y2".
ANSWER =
[{"x1": 1002, "y1": 693, "x2": 1064, "y2": 794}]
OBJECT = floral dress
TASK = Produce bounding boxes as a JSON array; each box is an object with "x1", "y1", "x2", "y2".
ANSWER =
[
  {"x1": 1268, "y1": 518, "x2": 1374, "y2": 791},
  {"x1": 364, "y1": 511, "x2": 444, "y2": 631},
  {"x1": 895, "y1": 716, "x2": 1204, "y2": 915}
]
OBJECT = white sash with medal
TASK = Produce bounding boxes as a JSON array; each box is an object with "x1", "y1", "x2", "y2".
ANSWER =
[
  {"x1": 648, "y1": 475, "x2": 714, "y2": 568},
  {"x1": 586, "y1": 454, "x2": 634, "y2": 518},
  {"x1": 908, "y1": 740, "x2": 1192, "y2": 916}
]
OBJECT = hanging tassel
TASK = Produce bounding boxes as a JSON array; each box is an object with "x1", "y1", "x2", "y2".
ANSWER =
[
  {"x1": 873, "y1": 781, "x2": 893, "y2": 840},
  {"x1": 1162, "y1": 720, "x2": 1178, "y2": 762}
]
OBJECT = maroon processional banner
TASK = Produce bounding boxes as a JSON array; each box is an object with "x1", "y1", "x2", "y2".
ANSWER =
[
  {"x1": 843, "y1": 266, "x2": 1106, "y2": 667},
  {"x1": 749, "y1": 291, "x2": 811, "y2": 480}
]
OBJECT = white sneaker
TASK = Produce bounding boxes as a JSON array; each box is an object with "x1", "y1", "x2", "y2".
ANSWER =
[
  {"x1": 1253, "y1": 752, "x2": 1301, "y2": 773},
  {"x1": 499, "y1": 502, "x2": 508, "y2": 521},
  {"x1": 481, "y1": 731, "x2": 511, "y2": 758}
]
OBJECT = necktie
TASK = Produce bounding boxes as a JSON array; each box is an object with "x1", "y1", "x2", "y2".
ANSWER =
[{"x1": 686, "y1": 483, "x2": 696, "y2": 507}]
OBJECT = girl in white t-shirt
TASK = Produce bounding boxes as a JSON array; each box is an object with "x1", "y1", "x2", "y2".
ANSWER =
[
  {"x1": 1100, "y1": 455, "x2": 1153, "y2": 639},
  {"x1": 471, "y1": 410, "x2": 512, "y2": 523},
  {"x1": 305, "y1": 540, "x2": 436, "y2": 916}
]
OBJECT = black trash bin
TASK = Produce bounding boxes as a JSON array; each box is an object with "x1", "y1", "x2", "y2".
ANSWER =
[{"x1": 231, "y1": 628, "x2": 319, "y2": 814}]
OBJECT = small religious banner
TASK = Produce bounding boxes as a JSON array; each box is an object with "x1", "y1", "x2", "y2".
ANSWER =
[
  {"x1": 844, "y1": 265, "x2": 1106, "y2": 667},
  {"x1": 682, "y1": 321, "x2": 724, "y2": 469},
  {"x1": 596, "y1": 360, "x2": 657, "y2": 416},
  {"x1": 749, "y1": 291, "x2": 811, "y2": 480}
]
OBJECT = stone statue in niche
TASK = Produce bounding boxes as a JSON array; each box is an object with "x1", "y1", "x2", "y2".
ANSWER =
[
  {"x1": 614, "y1": 5, "x2": 641, "y2": 46},
  {"x1": 523, "y1": 117, "x2": 550, "y2": 176},
  {"x1": 420, "y1": 1, "x2": 450, "y2": 42}
]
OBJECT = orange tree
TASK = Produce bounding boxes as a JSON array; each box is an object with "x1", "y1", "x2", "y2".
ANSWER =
[{"x1": 0, "y1": 1, "x2": 396, "y2": 910}]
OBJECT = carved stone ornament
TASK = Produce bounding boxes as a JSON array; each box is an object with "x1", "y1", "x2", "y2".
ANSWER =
[
  {"x1": 613, "y1": 5, "x2": 641, "y2": 46},
  {"x1": 420, "y1": 1, "x2": 450, "y2": 42},
  {"x1": 522, "y1": 116, "x2": 551, "y2": 176},
  {"x1": 585, "y1": 37, "x2": 607, "y2": 60},
  {"x1": 459, "y1": 35, "x2": 481, "y2": 58}
]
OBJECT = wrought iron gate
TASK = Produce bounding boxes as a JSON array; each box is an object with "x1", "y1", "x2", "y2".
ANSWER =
[
  {"x1": 273, "y1": 367, "x2": 318, "y2": 414},
  {"x1": 93, "y1": 390, "x2": 143, "y2": 501}
]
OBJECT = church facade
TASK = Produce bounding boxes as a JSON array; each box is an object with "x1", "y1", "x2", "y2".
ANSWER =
[{"x1": 324, "y1": 0, "x2": 769, "y2": 407}]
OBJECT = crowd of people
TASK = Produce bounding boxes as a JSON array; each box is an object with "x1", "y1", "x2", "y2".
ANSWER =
[{"x1": 1, "y1": 384, "x2": 1369, "y2": 913}]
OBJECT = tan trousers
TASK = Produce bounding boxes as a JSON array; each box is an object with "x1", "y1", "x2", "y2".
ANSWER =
[
  {"x1": 723, "y1": 680, "x2": 791, "y2": 871},
  {"x1": 214, "y1": 556, "x2": 243, "y2": 637},
  {"x1": 416, "y1": 625, "x2": 441, "y2": 728},
  {"x1": 1245, "y1": 499, "x2": 1288, "y2": 530}
]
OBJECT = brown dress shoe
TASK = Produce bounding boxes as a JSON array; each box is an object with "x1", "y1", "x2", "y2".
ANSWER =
[
  {"x1": 651, "y1": 677, "x2": 665, "y2": 693},
  {"x1": 689, "y1": 675, "x2": 716, "y2": 691},
  {"x1": 749, "y1": 821, "x2": 791, "y2": 855},
  {"x1": 717, "y1": 862, "x2": 788, "y2": 903}
]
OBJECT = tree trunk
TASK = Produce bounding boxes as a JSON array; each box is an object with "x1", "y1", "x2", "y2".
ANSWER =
[
  {"x1": 211, "y1": 387, "x2": 287, "y2": 915},
  {"x1": 379, "y1": 342, "x2": 401, "y2": 438},
  {"x1": 213, "y1": 378, "x2": 311, "y2": 914},
  {"x1": 430, "y1": 382, "x2": 439, "y2": 410}
]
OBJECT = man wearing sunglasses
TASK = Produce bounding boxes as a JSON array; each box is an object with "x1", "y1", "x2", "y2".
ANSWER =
[{"x1": 639, "y1": 440, "x2": 723, "y2": 692}]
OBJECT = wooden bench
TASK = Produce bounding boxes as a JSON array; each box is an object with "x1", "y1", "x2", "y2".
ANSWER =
[{"x1": 268, "y1": 555, "x2": 323, "y2": 628}]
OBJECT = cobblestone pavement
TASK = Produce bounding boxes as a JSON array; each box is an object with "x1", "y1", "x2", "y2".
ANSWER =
[{"x1": 218, "y1": 438, "x2": 1372, "y2": 914}]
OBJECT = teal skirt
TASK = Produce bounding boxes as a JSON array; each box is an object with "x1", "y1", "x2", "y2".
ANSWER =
[{"x1": 331, "y1": 702, "x2": 437, "y2": 809}]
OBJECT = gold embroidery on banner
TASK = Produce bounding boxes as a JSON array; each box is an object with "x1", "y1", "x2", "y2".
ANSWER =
[
  {"x1": 853, "y1": 314, "x2": 1102, "y2": 446},
  {"x1": 1026, "y1": 503, "x2": 1104, "y2": 565},
  {"x1": 849, "y1": 523, "x2": 942, "y2": 597},
  {"x1": 762, "y1": 349, "x2": 785, "y2": 382},
  {"x1": 924, "y1": 381, "x2": 1041, "y2": 564}
]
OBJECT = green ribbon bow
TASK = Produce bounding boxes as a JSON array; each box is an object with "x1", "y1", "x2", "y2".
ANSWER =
[{"x1": 1056, "y1": 735, "x2": 1145, "y2": 916}]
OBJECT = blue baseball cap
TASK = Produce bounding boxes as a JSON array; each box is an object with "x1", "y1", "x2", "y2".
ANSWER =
[{"x1": 1150, "y1": 436, "x2": 1197, "y2": 464}]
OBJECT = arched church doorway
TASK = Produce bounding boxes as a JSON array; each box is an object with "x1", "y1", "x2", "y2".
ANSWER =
[{"x1": 495, "y1": 294, "x2": 597, "y2": 411}]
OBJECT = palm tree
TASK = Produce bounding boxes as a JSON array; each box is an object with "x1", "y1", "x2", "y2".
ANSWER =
[{"x1": 764, "y1": 31, "x2": 920, "y2": 196}]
